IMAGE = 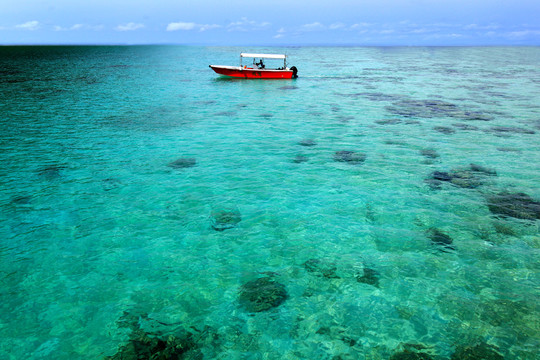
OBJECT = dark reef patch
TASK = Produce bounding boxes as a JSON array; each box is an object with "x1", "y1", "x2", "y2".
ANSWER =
[
  {"x1": 107, "y1": 309, "x2": 220, "y2": 360},
  {"x1": 433, "y1": 126, "x2": 455, "y2": 135},
  {"x1": 461, "y1": 111, "x2": 493, "y2": 121},
  {"x1": 102, "y1": 178, "x2": 122, "y2": 191},
  {"x1": 337, "y1": 92, "x2": 402, "y2": 102},
  {"x1": 10, "y1": 195, "x2": 32, "y2": 205},
  {"x1": 469, "y1": 163, "x2": 497, "y2": 176},
  {"x1": 385, "y1": 98, "x2": 493, "y2": 122},
  {"x1": 390, "y1": 343, "x2": 435, "y2": 360},
  {"x1": 214, "y1": 111, "x2": 237, "y2": 117},
  {"x1": 451, "y1": 341, "x2": 504, "y2": 360},
  {"x1": 420, "y1": 149, "x2": 440, "y2": 159},
  {"x1": 298, "y1": 138, "x2": 317, "y2": 147},
  {"x1": 210, "y1": 209, "x2": 242, "y2": 231},
  {"x1": 168, "y1": 158, "x2": 197, "y2": 169},
  {"x1": 375, "y1": 118, "x2": 402, "y2": 125},
  {"x1": 37, "y1": 164, "x2": 66, "y2": 179},
  {"x1": 452, "y1": 123, "x2": 479, "y2": 131},
  {"x1": 303, "y1": 258, "x2": 339, "y2": 279},
  {"x1": 293, "y1": 155, "x2": 309, "y2": 163},
  {"x1": 390, "y1": 351, "x2": 434, "y2": 360},
  {"x1": 496, "y1": 147, "x2": 521, "y2": 153},
  {"x1": 279, "y1": 85, "x2": 298, "y2": 90},
  {"x1": 238, "y1": 277, "x2": 288, "y2": 312},
  {"x1": 427, "y1": 164, "x2": 496, "y2": 189},
  {"x1": 333, "y1": 151, "x2": 366, "y2": 164},
  {"x1": 488, "y1": 126, "x2": 535, "y2": 135},
  {"x1": 386, "y1": 99, "x2": 461, "y2": 118},
  {"x1": 427, "y1": 228, "x2": 455, "y2": 251},
  {"x1": 356, "y1": 267, "x2": 380, "y2": 287},
  {"x1": 106, "y1": 329, "x2": 200, "y2": 360},
  {"x1": 486, "y1": 192, "x2": 540, "y2": 220}
]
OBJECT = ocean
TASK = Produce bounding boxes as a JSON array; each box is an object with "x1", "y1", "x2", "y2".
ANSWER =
[{"x1": 0, "y1": 45, "x2": 539, "y2": 359}]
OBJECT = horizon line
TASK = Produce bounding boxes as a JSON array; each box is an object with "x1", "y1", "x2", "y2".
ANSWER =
[{"x1": 1, "y1": 43, "x2": 539, "y2": 47}]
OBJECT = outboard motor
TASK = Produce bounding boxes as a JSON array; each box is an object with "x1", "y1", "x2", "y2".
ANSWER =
[{"x1": 290, "y1": 66, "x2": 298, "y2": 78}]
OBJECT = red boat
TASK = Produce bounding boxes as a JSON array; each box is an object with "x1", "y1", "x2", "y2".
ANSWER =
[{"x1": 210, "y1": 53, "x2": 298, "y2": 79}]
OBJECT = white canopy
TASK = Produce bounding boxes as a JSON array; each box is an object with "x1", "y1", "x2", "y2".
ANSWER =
[{"x1": 240, "y1": 53, "x2": 286, "y2": 59}]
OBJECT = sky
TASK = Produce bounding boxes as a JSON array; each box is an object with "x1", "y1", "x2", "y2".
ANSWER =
[{"x1": 1, "y1": 0, "x2": 539, "y2": 45}]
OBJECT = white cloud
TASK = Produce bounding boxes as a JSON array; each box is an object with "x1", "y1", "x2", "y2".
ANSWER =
[
  {"x1": 302, "y1": 22, "x2": 325, "y2": 31},
  {"x1": 464, "y1": 23, "x2": 499, "y2": 30},
  {"x1": 166, "y1": 22, "x2": 220, "y2": 32},
  {"x1": 350, "y1": 23, "x2": 371, "y2": 29},
  {"x1": 227, "y1": 17, "x2": 271, "y2": 31},
  {"x1": 16, "y1": 21, "x2": 39, "y2": 31},
  {"x1": 329, "y1": 22, "x2": 346, "y2": 30},
  {"x1": 507, "y1": 30, "x2": 540, "y2": 38},
  {"x1": 116, "y1": 23, "x2": 145, "y2": 31},
  {"x1": 54, "y1": 24, "x2": 87, "y2": 31},
  {"x1": 409, "y1": 28, "x2": 430, "y2": 34},
  {"x1": 277, "y1": 27, "x2": 286, "y2": 33},
  {"x1": 274, "y1": 33, "x2": 284, "y2": 39},
  {"x1": 199, "y1": 24, "x2": 221, "y2": 32},
  {"x1": 167, "y1": 22, "x2": 196, "y2": 31}
]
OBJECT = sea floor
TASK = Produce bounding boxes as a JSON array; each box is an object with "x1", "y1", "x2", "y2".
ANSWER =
[{"x1": 0, "y1": 46, "x2": 539, "y2": 359}]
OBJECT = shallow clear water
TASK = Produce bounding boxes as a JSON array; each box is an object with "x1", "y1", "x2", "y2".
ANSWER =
[{"x1": 1, "y1": 46, "x2": 539, "y2": 359}]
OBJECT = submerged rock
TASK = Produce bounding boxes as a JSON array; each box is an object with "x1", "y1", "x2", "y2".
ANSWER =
[
  {"x1": 469, "y1": 163, "x2": 497, "y2": 176},
  {"x1": 293, "y1": 155, "x2": 309, "y2": 163},
  {"x1": 375, "y1": 118, "x2": 402, "y2": 125},
  {"x1": 238, "y1": 277, "x2": 288, "y2": 312},
  {"x1": 214, "y1": 111, "x2": 237, "y2": 117},
  {"x1": 431, "y1": 171, "x2": 452, "y2": 182},
  {"x1": 356, "y1": 267, "x2": 380, "y2": 287},
  {"x1": 452, "y1": 123, "x2": 480, "y2": 131},
  {"x1": 487, "y1": 192, "x2": 540, "y2": 220},
  {"x1": 489, "y1": 126, "x2": 535, "y2": 135},
  {"x1": 106, "y1": 329, "x2": 200, "y2": 360},
  {"x1": 279, "y1": 85, "x2": 298, "y2": 90},
  {"x1": 461, "y1": 111, "x2": 493, "y2": 121},
  {"x1": 447, "y1": 170, "x2": 484, "y2": 189},
  {"x1": 390, "y1": 343, "x2": 435, "y2": 360},
  {"x1": 333, "y1": 151, "x2": 366, "y2": 164},
  {"x1": 420, "y1": 149, "x2": 440, "y2": 159},
  {"x1": 102, "y1": 178, "x2": 122, "y2": 191},
  {"x1": 427, "y1": 228, "x2": 454, "y2": 250},
  {"x1": 168, "y1": 157, "x2": 196, "y2": 169},
  {"x1": 303, "y1": 258, "x2": 339, "y2": 279},
  {"x1": 427, "y1": 164, "x2": 497, "y2": 189},
  {"x1": 210, "y1": 209, "x2": 242, "y2": 231},
  {"x1": 496, "y1": 147, "x2": 521, "y2": 153},
  {"x1": 386, "y1": 98, "x2": 493, "y2": 123},
  {"x1": 10, "y1": 195, "x2": 32, "y2": 205},
  {"x1": 386, "y1": 99, "x2": 461, "y2": 118},
  {"x1": 390, "y1": 351, "x2": 434, "y2": 360},
  {"x1": 433, "y1": 126, "x2": 455, "y2": 134},
  {"x1": 37, "y1": 164, "x2": 65, "y2": 179},
  {"x1": 451, "y1": 341, "x2": 504, "y2": 360},
  {"x1": 298, "y1": 138, "x2": 317, "y2": 147},
  {"x1": 479, "y1": 298, "x2": 529, "y2": 326}
]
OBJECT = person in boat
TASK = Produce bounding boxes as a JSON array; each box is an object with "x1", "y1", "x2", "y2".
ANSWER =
[{"x1": 255, "y1": 59, "x2": 265, "y2": 69}]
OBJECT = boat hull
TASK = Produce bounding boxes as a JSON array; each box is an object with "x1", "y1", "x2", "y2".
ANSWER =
[{"x1": 209, "y1": 65, "x2": 294, "y2": 79}]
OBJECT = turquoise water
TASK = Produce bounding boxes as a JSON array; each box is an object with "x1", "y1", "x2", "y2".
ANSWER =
[{"x1": 1, "y1": 46, "x2": 539, "y2": 359}]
